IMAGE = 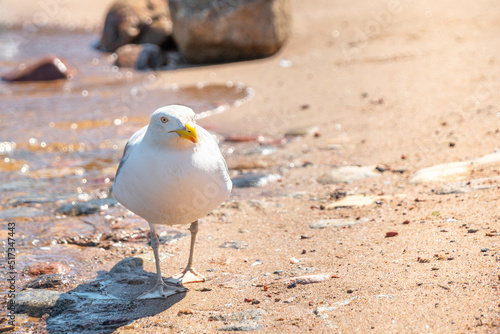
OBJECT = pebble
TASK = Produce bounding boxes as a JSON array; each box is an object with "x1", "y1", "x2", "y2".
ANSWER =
[
  {"x1": 115, "y1": 43, "x2": 166, "y2": 70},
  {"x1": 246, "y1": 146, "x2": 278, "y2": 156},
  {"x1": 285, "y1": 125, "x2": 319, "y2": 137},
  {"x1": 209, "y1": 309, "x2": 265, "y2": 331},
  {"x1": 227, "y1": 157, "x2": 269, "y2": 170},
  {"x1": 2, "y1": 55, "x2": 76, "y2": 82},
  {"x1": 318, "y1": 166, "x2": 380, "y2": 184},
  {"x1": 16, "y1": 290, "x2": 77, "y2": 317},
  {"x1": 109, "y1": 257, "x2": 143, "y2": 274},
  {"x1": 325, "y1": 194, "x2": 405, "y2": 209},
  {"x1": 219, "y1": 240, "x2": 249, "y2": 250},
  {"x1": 223, "y1": 135, "x2": 259, "y2": 142},
  {"x1": 410, "y1": 152, "x2": 500, "y2": 184},
  {"x1": 55, "y1": 197, "x2": 117, "y2": 216},
  {"x1": 217, "y1": 323, "x2": 263, "y2": 331},
  {"x1": 285, "y1": 273, "x2": 332, "y2": 288},
  {"x1": 314, "y1": 297, "x2": 359, "y2": 319},
  {"x1": 480, "y1": 248, "x2": 489, "y2": 252},
  {"x1": 310, "y1": 218, "x2": 370, "y2": 229},
  {"x1": 25, "y1": 274, "x2": 68, "y2": 289},
  {"x1": 385, "y1": 231, "x2": 399, "y2": 238},
  {"x1": 231, "y1": 173, "x2": 281, "y2": 188},
  {"x1": 28, "y1": 262, "x2": 70, "y2": 276}
]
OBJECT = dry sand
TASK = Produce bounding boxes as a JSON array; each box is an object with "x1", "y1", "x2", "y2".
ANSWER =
[{"x1": 2, "y1": 0, "x2": 499, "y2": 333}]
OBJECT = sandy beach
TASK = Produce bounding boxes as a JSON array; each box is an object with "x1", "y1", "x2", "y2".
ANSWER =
[{"x1": 0, "y1": 0, "x2": 499, "y2": 333}]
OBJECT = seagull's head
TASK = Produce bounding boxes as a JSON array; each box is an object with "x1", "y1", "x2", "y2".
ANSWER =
[{"x1": 147, "y1": 105, "x2": 198, "y2": 148}]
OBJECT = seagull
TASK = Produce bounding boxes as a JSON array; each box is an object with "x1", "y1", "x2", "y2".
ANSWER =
[{"x1": 113, "y1": 105, "x2": 232, "y2": 299}]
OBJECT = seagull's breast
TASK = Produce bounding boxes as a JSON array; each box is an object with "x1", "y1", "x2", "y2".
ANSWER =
[{"x1": 114, "y1": 140, "x2": 231, "y2": 226}]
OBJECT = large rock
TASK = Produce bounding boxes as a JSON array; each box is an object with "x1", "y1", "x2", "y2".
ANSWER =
[
  {"x1": 169, "y1": 0, "x2": 291, "y2": 63},
  {"x1": 99, "y1": 0, "x2": 175, "y2": 52}
]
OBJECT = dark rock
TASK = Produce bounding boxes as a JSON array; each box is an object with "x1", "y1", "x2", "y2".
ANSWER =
[
  {"x1": 231, "y1": 173, "x2": 281, "y2": 188},
  {"x1": 169, "y1": 0, "x2": 291, "y2": 63},
  {"x1": 110, "y1": 257, "x2": 144, "y2": 274},
  {"x1": 16, "y1": 290, "x2": 77, "y2": 317},
  {"x1": 25, "y1": 274, "x2": 69, "y2": 289},
  {"x1": 99, "y1": 0, "x2": 174, "y2": 52},
  {"x1": 115, "y1": 43, "x2": 166, "y2": 70},
  {"x1": 55, "y1": 197, "x2": 117, "y2": 216},
  {"x1": 2, "y1": 55, "x2": 76, "y2": 82},
  {"x1": 27, "y1": 262, "x2": 70, "y2": 276}
]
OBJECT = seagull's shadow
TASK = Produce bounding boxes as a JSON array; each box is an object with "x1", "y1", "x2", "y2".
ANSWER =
[{"x1": 46, "y1": 257, "x2": 186, "y2": 333}]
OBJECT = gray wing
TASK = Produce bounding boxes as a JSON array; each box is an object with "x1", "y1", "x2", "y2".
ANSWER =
[{"x1": 115, "y1": 125, "x2": 148, "y2": 179}]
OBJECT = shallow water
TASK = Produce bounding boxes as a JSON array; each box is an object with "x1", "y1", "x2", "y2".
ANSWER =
[{"x1": 0, "y1": 28, "x2": 253, "y2": 291}]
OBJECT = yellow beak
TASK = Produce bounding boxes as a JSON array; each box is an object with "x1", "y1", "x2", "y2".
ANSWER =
[{"x1": 170, "y1": 123, "x2": 198, "y2": 143}]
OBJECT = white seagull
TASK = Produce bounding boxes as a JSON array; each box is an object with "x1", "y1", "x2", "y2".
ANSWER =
[{"x1": 113, "y1": 105, "x2": 232, "y2": 299}]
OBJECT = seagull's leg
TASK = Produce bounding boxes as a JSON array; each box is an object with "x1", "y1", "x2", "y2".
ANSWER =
[
  {"x1": 138, "y1": 223, "x2": 184, "y2": 299},
  {"x1": 167, "y1": 220, "x2": 206, "y2": 285}
]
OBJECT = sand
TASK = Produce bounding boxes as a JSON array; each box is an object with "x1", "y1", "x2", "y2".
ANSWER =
[{"x1": 2, "y1": 0, "x2": 499, "y2": 333}]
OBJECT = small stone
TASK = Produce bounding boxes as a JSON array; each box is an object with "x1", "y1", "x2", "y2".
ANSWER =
[
  {"x1": 25, "y1": 274, "x2": 68, "y2": 289},
  {"x1": 346, "y1": 288, "x2": 356, "y2": 294},
  {"x1": 2, "y1": 55, "x2": 76, "y2": 82},
  {"x1": 318, "y1": 166, "x2": 380, "y2": 184},
  {"x1": 227, "y1": 157, "x2": 269, "y2": 170},
  {"x1": 178, "y1": 309, "x2": 194, "y2": 316},
  {"x1": 223, "y1": 135, "x2": 259, "y2": 142},
  {"x1": 231, "y1": 173, "x2": 281, "y2": 188},
  {"x1": 16, "y1": 290, "x2": 77, "y2": 317},
  {"x1": 28, "y1": 262, "x2": 70, "y2": 276},
  {"x1": 410, "y1": 152, "x2": 500, "y2": 184},
  {"x1": 115, "y1": 44, "x2": 166, "y2": 70},
  {"x1": 273, "y1": 270, "x2": 284, "y2": 275},
  {"x1": 385, "y1": 231, "x2": 398, "y2": 238},
  {"x1": 217, "y1": 323, "x2": 263, "y2": 331},
  {"x1": 110, "y1": 257, "x2": 143, "y2": 274},
  {"x1": 467, "y1": 229, "x2": 478, "y2": 233},
  {"x1": 285, "y1": 273, "x2": 332, "y2": 288},
  {"x1": 310, "y1": 218, "x2": 369, "y2": 229},
  {"x1": 480, "y1": 248, "x2": 489, "y2": 252},
  {"x1": 55, "y1": 197, "x2": 118, "y2": 216},
  {"x1": 286, "y1": 125, "x2": 319, "y2": 137},
  {"x1": 219, "y1": 241, "x2": 249, "y2": 250}
]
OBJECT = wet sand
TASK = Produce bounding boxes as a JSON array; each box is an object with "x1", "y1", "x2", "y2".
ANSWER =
[{"x1": 0, "y1": 0, "x2": 499, "y2": 333}]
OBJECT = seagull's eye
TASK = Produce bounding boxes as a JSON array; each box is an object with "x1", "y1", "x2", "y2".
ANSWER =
[{"x1": 160, "y1": 117, "x2": 168, "y2": 124}]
